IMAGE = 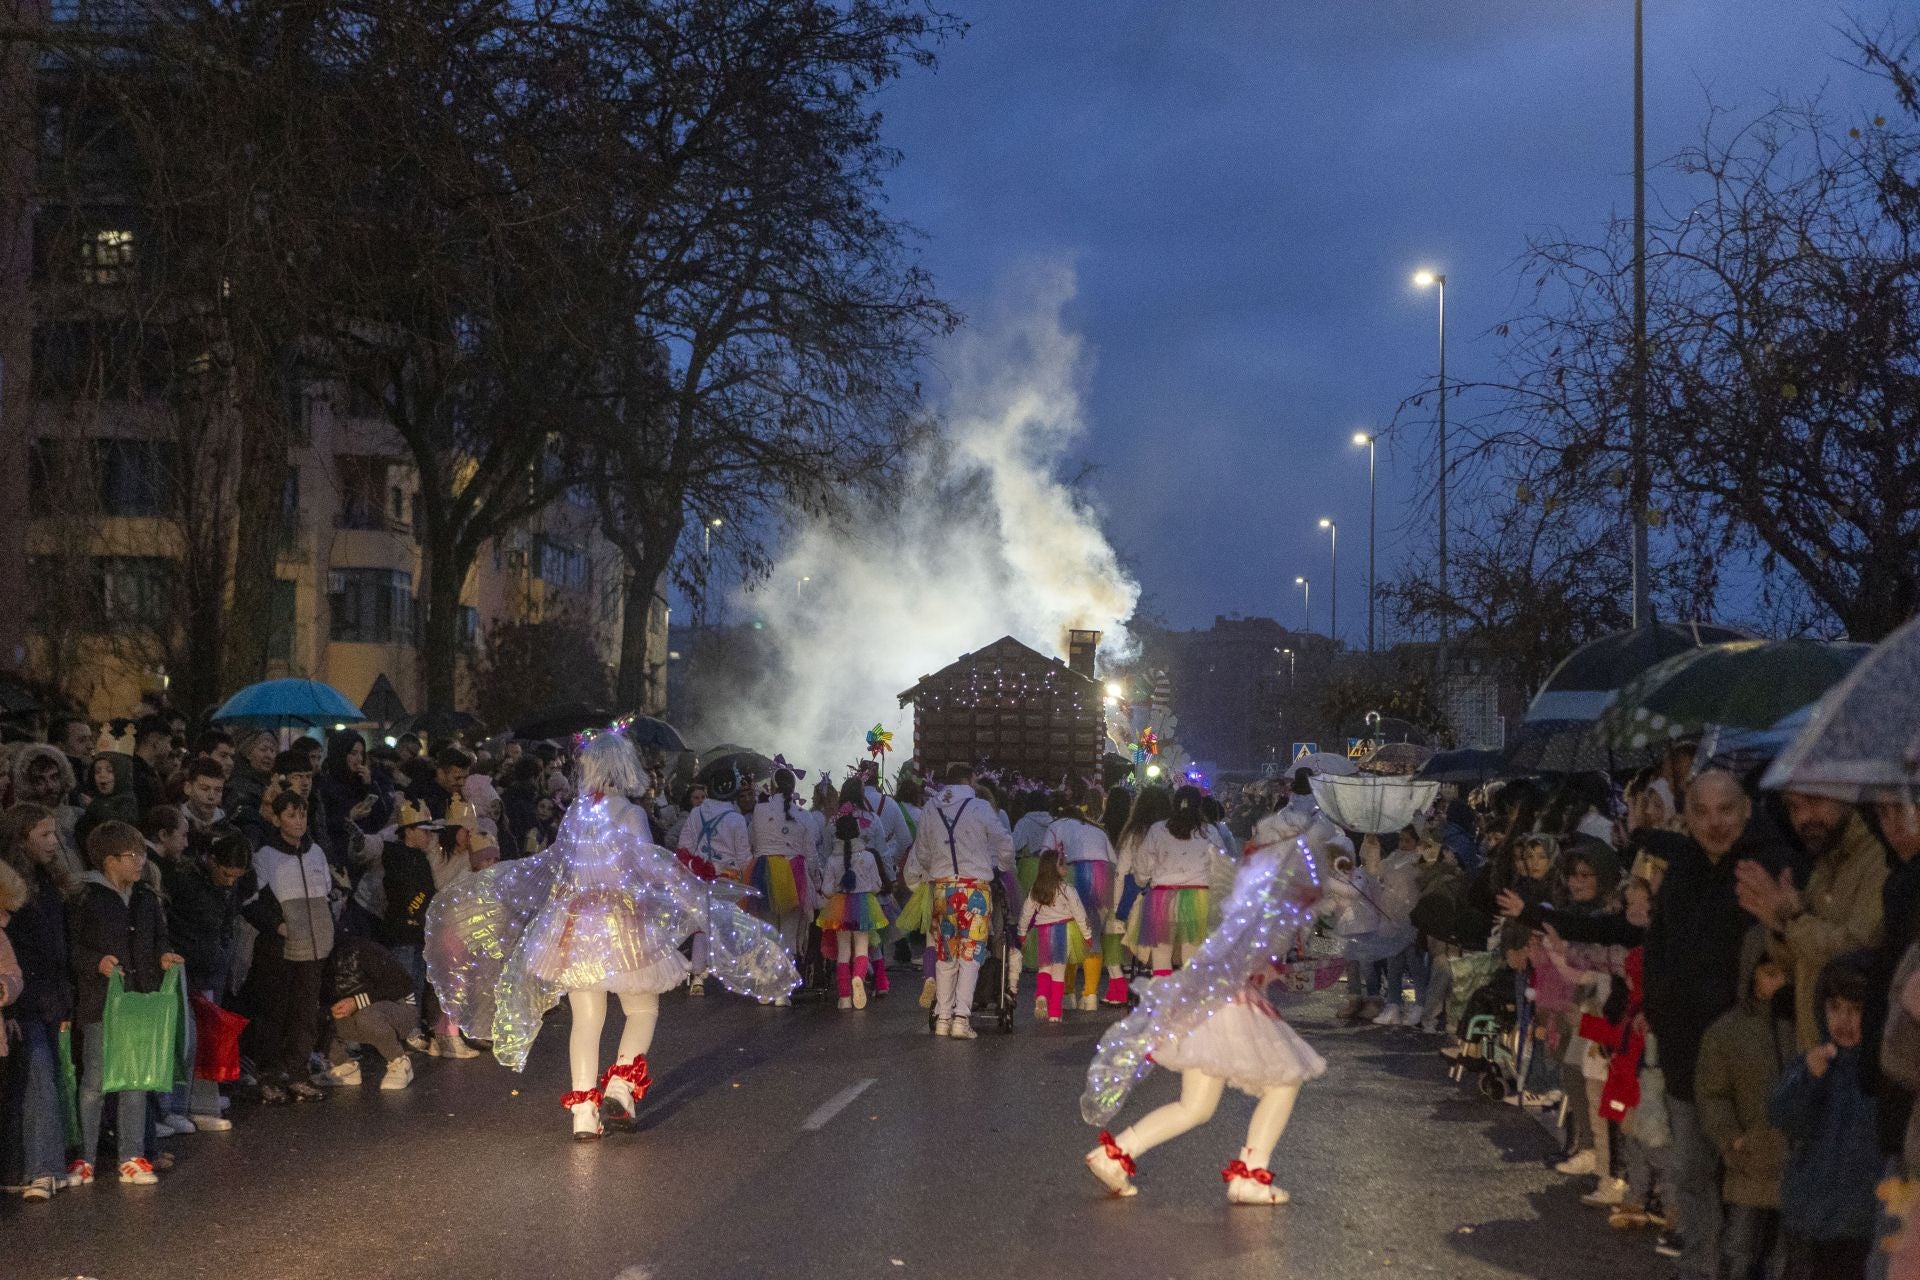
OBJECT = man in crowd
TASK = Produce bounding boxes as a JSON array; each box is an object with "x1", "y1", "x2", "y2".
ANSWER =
[
  {"x1": 12, "y1": 744, "x2": 84, "y2": 877},
  {"x1": 1736, "y1": 788, "x2": 1886, "y2": 1049},
  {"x1": 904, "y1": 762, "x2": 1015, "y2": 1041},
  {"x1": 1643, "y1": 769, "x2": 1781, "y2": 1280},
  {"x1": 407, "y1": 746, "x2": 470, "y2": 821},
  {"x1": 47, "y1": 713, "x2": 93, "y2": 792},
  {"x1": 130, "y1": 714, "x2": 174, "y2": 814},
  {"x1": 193, "y1": 729, "x2": 236, "y2": 779},
  {"x1": 321, "y1": 934, "x2": 419, "y2": 1090}
]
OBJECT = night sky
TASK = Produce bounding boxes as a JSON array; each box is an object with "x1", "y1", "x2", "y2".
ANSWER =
[{"x1": 879, "y1": 1, "x2": 1894, "y2": 638}]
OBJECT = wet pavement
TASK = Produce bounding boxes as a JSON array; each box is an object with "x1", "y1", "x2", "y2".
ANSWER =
[{"x1": 8, "y1": 973, "x2": 1661, "y2": 1280}]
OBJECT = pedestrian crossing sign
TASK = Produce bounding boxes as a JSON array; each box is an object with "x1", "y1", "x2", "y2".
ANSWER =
[{"x1": 1291, "y1": 742, "x2": 1318, "y2": 760}]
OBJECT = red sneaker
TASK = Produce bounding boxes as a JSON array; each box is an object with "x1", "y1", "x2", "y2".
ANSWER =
[
  {"x1": 64, "y1": 1159, "x2": 94, "y2": 1187},
  {"x1": 118, "y1": 1158, "x2": 158, "y2": 1186}
]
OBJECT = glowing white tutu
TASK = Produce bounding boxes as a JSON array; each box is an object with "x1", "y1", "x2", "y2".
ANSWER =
[
  {"x1": 1149, "y1": 990, "x2": 1328, "y2": 1097},
  {"x1": 425, "y1": 792, "x2": 799, "y2": 1070}
]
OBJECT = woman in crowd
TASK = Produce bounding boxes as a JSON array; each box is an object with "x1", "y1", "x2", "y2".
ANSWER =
[
  {"x1": 814, "y1": 777, "x2": 888, "y2": 1010},
  {"x1": 1, "y1": 804, "x2": 74, "y2": 1201},
  {"x1": 1124, "y1": 786, "x2": 1218, "y2": 977},
  {"x1": 749, "y1": 767, "x2": 816, "y2": 973}
]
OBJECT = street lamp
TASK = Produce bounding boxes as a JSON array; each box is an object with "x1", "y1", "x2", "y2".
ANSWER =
[
  {"x1": 1413, "y1": 269, "x2": 1448, "y2": 685},
  {"x1": 1293, "y1": 576, "x2": 1310, "y2": 633},
  {"x1": 1281, "y1": 646, "x2": 1295, "y2": 686},
  {"x1": 1353, "y1": 432, "x2": 1377, "y2": 653},
  {"x1": 797, "y1": 575, "x2": 811, "y2": 599},
  {"x1": 702, "y1": 516, "x2": 723, "y2": 559},
  {"x1": 1629, "y1": 0, "x2": 1650, "y2": 626},
  {"x1": 1317, "y1": 518, "x2": 1337, "y2": 645}
]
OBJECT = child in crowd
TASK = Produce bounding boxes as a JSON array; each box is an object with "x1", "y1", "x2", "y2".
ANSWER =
[
  {"x1": 68, "y1": 821, "x2": 184, "y2": 1186},
  {"x1": 1019, "y1": 849, "x2": 1092, "y2": 1024},
  {"x1": 1042, "y1": 780, "x2": 1119, "y2": 1011},
  {"x1": 1, "y1": 804, "x2": 74, "y2": 1201},
  {"x1": 1768, "y1": 954, "x2": 1880, "y2": 1280},
  {"x1": 1695, "y1": 933, "x2": 1794, "y2": 1280},
  {"x1": 244, "y1": 792, "x2": 335, "y2": 1104},
  {"x1": 813, "y1": 785, "x2": 888, "y2": 1011},
  {"x1": 160, "y1": 829, "x2": 252, "y2": 1132},
  {"x1": 321, "y1": 934, "x2": 419, "y2": 1090}
]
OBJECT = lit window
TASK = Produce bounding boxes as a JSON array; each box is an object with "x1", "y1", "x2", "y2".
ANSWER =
[{"x1": 78, "y1": 228, "x2": 135, "y2": 286}]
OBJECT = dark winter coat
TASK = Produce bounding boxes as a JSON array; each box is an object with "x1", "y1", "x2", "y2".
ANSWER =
[
  {"x1": 1769, "y1": 1042, "x2": 1880, "y2": 1241},
  {"x1": 406, "y1": 776, "x2": 454, "y2": 821},
  {"x1": 1644, "y1": 828, "x2": 1783, "y2": 1102},
  {"x1": 322, "y1": 935, "x2": 415, "y2": 1009},
  {"x1": 159, "y1": 856, "x2": 242, "y2": 994},
  {"x1": 68, "y1": 872, "x2": 169, "y2": 1024},
  {"x1": 72, "y1": 753, "x2": 139, "y2": 852},
  {"x1": 1869, "y1": 847, "x2": 1920, "y2": 1155},
  {"x1": 3, "y1": 863, "x2": 73, "y2": 1024},
  {"x1": 379, "y1": 839, "x2": 436, "y2": 948}
]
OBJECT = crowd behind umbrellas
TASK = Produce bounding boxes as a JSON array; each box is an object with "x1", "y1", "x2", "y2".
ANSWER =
[{"x1": 3, "y1": 691, "x2": 1920, "y2": 1280}]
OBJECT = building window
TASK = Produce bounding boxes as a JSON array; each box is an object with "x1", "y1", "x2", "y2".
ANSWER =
[
  {"x1": 267, "y1": 579, "x2": 298, "y2": 661},
  {"x1": 457, "y1": 604, "x2": 478, "y2": 650},
  {"x1": 77, "y1": 227, "x2": 135, "y2": 286},
  {"x1": 335, "y1": 456, "x2": 392, "y2": 530},
  {"x1": 533, "y1": 536, "x2": 588, "y2": 590},
  {"x1": 328, "y1": 568, "x2": 413, "y2": 644},
  {"x1": 96, "y1": 439, "x2": 176, "y2": 516},
  {"x1": 95, "y1": 556, "x2": 173, "y2": 626}
]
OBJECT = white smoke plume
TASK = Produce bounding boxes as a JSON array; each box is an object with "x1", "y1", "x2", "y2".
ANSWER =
[{"x1": 702, "y1": 261, "x2": 1139, "y2": 775}]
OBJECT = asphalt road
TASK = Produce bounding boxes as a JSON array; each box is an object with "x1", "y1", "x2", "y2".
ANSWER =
[{"x1": 9, "y1": 972, "x2": 1662, "y2": 1280}]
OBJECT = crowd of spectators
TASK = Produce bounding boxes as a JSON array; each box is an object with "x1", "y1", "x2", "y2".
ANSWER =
[
  {"x1": 0, "y1": 698, "x2": 691, "y2": 1203},
  {"x1": 1314, "y1": 742, "x2": 1920, "y2": 1280}
]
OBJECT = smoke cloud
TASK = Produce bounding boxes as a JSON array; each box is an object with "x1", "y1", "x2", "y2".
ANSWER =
[{"x1": 697, "y1": 261, "x2": 1139, "y2": 775}]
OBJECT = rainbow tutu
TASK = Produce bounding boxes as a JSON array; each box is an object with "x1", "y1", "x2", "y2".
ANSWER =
[
  {"x1": 749, "y1": 855, "x2": 804, "y2": 917},
  {"x1": 817, "y1": 891, "x2": 889, "y2": 933},
  {"x1": 1028, "y1": 920, "x2": 1088, "y2": 967},
  {"x1": 1126, "y1": 885, "x2": 1210, "y2": 951},
  {"x1": 1067, "y1": 860, "x2": 1114, "y2": 936}
]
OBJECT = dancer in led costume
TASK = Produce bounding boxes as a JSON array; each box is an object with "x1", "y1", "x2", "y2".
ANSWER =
[
  {"x1": 1081, "y1": 806, "x2": 1336, "y2": 1205},
  {"x1": 425, "y1": 731, "x2": 798, "y2": 1140}
]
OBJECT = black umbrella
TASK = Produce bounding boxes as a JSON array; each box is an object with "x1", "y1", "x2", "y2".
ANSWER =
[
  {"x1": 360, "y1": 673, "x2": 409, "y2": 726},
  {"x1": 696, "y1": 750, "x2": 773, "y2": 797},
  {"x1": 1523, "y1": 622, "x2": 1753, "y2": 723},
  {"x1": 617, "y1": 715, "x2": 687, "y2": 752},
  {"x1": 509, "y1": 702, "x2": 612, "y2": 742},
  {"x1": 1415, "y1": 747, "x2": 1509, "y2": 784},
  {"x1": 391, "y1": 709, "x2": 483, "y2": 740}
]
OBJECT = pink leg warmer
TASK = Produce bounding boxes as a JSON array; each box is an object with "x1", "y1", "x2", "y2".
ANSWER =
[{"x1": 836, "y1": 962, "x2": 852, "y2": 999}]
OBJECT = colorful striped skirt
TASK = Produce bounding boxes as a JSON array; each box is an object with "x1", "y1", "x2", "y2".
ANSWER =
[
  {"x1": 1066, "y1": 860, "x2": 1114, "y2": 937},
  {"x1": 817, "y1": 891, "x2": 889, "y2": 934},
  {"x1": 749, "y1": 855, "x2": 805, "y2": 917},
  {"x1": 1126, "y1": 885, "x2": 1210, "y2": 951},
  {"x1": 1027, "y1": 920, "x2": 1089, "y2": 968}
]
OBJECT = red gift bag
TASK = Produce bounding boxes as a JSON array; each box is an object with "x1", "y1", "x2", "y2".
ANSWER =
[{"x1": 191, "y1": 994, "x2": 249, "y2": 1083}]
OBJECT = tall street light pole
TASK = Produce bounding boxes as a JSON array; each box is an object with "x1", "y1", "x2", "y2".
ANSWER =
[
  {"x1": 1293, "y1": 576, "x2": 1310, "y2": 633},
  {"x1": 1414, "y1": 270, "x2": 1449, "y2": 694},
  {"x1": 1629, "y1": 0, "x2": 1651, "y2": 627},
  {"x1": 1353, "y1": 432, "x2": 1377, "y2": 653},
  {"x1": 1317, "y1": 518, "x2": 1338, "y2": 646}
]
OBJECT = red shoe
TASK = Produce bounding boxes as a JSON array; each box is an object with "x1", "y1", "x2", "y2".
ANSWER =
[
  {"x1": 118, "y1": 1158, "x2": 159, "y2": 1186},
  {"x1": 64, "y1": 1159, "x2": 94, "y2": 1188}
]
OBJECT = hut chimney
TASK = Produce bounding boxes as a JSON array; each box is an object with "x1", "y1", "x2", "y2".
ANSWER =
[{"x1": 1066, "y1": 629, "x2": 1100, "y2": 678}]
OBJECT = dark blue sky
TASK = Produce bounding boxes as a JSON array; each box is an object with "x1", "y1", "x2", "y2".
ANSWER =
[{"x1": 878, "y1": 1, "x2": 1892, "y2": 638}]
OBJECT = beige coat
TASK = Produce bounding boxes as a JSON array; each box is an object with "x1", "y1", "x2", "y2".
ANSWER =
[{"x1": 1770, "y1": 814, "x2": 1886, "y2": 1049}]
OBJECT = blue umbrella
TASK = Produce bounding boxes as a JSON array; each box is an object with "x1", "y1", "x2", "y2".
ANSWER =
[{"x1": 211, "y1": 678, "x2": 368, "y2": 729}]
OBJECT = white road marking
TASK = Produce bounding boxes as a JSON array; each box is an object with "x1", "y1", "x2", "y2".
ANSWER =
[{"x1": 800, "y1": 1077, "x2": 876, "y2": 1132}]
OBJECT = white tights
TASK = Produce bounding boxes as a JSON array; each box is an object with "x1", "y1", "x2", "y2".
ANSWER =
[
  {"x1": 1117, "y1": 1070, "x2": 1301, "y2": 1171},
  {"x1": 567, "y1": 990, "x2": 659, "y2": 1093},
  {"x1": 772, "y1": 908, "x2": 807, "y2": 958},
  {"x1": 1149, "y1": 944, "x2": 1176, "y2": 973},
  {"x1": 834, "y1": 929, "x2": 870, "y2": 964}
]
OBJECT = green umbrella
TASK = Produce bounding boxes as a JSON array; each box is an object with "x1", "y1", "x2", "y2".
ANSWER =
[{"x1": 1594, "y1": 639, "x2": 1871, "y2": 754}]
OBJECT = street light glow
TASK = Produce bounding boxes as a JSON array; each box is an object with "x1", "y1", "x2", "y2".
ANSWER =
[
  {"x1": 708, "y1": 517, "x2": 724, "y2": 528},
  {"x1": 1318, "y1": 517, "x2": 1333, "y2": 529},
  {"x1": 1413, "y1": 270, "x2": 1437, "y2": 287},
  {"x1": 1353, "y1": 431, "x2": 1372, "y2": 446},
  {"x1": 1144, "y1": 764, "x2": 1163, "y2": 779},
  {"x1": 1294, "y1": 576, "x2": 1305, "y2": 585},
  {"x1": 1104, "y1": 681, "x2": 1123, "y2": 699}
]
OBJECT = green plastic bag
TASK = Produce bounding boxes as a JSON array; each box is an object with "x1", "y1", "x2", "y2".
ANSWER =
[
  {"x1": 99, "y1": 966, "x2": 186, "y2": 1094},
  {"x1": 55, "y1": 1024, "x2": 81, "y2": 1148}
]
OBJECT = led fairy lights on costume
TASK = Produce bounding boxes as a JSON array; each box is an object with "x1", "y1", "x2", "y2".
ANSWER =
[
  {"x1": 424, "y1": 730, "x2": 797, "y2": 1141},
  {"x1": 1082, "y1": 809, "x2": 1343, "y2": 1205}
]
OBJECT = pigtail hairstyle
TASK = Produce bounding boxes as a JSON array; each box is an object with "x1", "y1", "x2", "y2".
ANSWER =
[
  {"x1": 774, "y1": 767, "x2": 797, "y2": 820},
  {"x1": 835, "y1": 811, "x2": 861, "y2": 892}
]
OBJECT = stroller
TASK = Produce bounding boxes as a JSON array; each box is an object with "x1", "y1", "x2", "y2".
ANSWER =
[
  {"x1": 1447, "y1": 963, "x2": 1523, "y2": 1101},
  {"x1": 925, "y1": 875, "x2": 1018, "y2": 1035}
]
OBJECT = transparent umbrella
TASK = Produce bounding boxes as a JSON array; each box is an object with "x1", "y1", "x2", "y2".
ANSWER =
[{"x1": 1762, "y1": 613, "x2": 1920, "y2": 800}]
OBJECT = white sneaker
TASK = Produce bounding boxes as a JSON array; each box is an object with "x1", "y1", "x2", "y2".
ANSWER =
[
  {"x1": 1581, "y1": 1177, "x2": 1628, "y2": 1207},
  {"x1": 156, "y1": 1114, "x2": 197, "y2": 1136},
  {"x1": 433, "y1": 1034, "x2": 480, "y2": 1060},
  {"x1": 851, "y1": 976, "x2": 867, "y2": 1010},
  {"x1": 947, "y1": 1017, "x2": 978, "y2": 1041},
  {"x1": 1555, "y1": 1150, "x2": 1598, "y2": 1176},
  {"x1": 919, "y1": 978, "x2": 937, "y2": 1009},
  {"x1": 838, "y1": 996, "x2": 853, "y2": 1010},
  {"x1": 1035, "y1": 996, "x2": 1049, "y2": 1020},
  {"x1": 773, "y1": 995, "x2": 791, "y2": 1008},
  {"x1": 325, "y1": 1060, "x2": 363, "y2": 1086},
  {"x1": 404, "y1": 1030, "x2": 431, "y2": 1054},
  {"x1": 380, "y1": 1057, "x2": 414, "y2": 1090},
  {"x1": 688, "y1": 977, "x2": 706, "y2": 997},
  {"x1": 1402, "y1": 1003, "x2": 1425, "y2": 1027},
  {"x1": 934, "y1": 1018, "x2": 953, "y2": 1038},
  {"x1": 1372, "y1": 1005, "x2": 1403, "y2": 1026},
  {"x1": 189, "y1": 1114, "x2": 233, "y2": 1132}
]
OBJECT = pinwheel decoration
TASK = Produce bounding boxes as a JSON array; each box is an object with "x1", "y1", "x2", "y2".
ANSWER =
[
  {"x1": 1139, "y1": 727, "x2": 1159, "y2": 758},
  {"x1": 866, "y1": 723, "x2": 894, "y2": 784},
  {"x1": 770, "y1": 753, "x2": 807, "y2": 780}
]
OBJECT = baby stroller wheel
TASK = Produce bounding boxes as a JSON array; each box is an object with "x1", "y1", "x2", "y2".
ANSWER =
[
  {"x1": 1478, "y1": 1072, "x2": 1507, "y2": 1103},
  {"x1": 998, "y1": 1007, "x2": 1014, "y2": 1034}
]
